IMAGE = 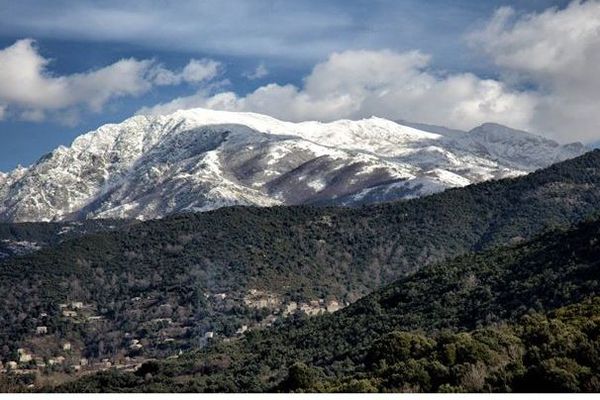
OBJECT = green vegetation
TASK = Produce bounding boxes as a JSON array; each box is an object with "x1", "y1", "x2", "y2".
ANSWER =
[
  {"x1": 0, "y1": 219, "x2": 132, "y2": 259},
  {"x1": 58, "y1": 216, "x2": 600, "y2": 392}
]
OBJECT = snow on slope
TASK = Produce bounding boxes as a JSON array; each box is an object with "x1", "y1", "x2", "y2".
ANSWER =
[
  {"x1": 0, "y1": 108, "x2": 588, "y2": 222},
  {"x1": 466, "y1": 123, "x2": 587, "y2": 169}
]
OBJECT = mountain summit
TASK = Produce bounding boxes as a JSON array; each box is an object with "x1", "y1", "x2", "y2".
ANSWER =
[{"x1": 0, "y1": 108, "x2": 587, "y2": 222}]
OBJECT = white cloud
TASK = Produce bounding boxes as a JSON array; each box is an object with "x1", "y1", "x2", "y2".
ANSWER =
[
  {"x1": 151, "y1": 59, "x2": 221, "y2": 86},
  {"x1": 140, "y1": 49, "x2": 537, "y2": 132},
  {"x1": 0, "y1": 39, "x2": 221, "y2": 123},
  {"x1": 0, "y1": 1, "x2": 359, "y2": 61},
  {"x1": 0, "y1": 39, "x2": 152, "y2": 115},
  {"x1": 5, "y1": 1, "x2": 598, "y2": 145},
  {"x1": 141, "y1": 1, "x2": 600, "y2": 144},
  {"x1": 469, "y1": 0, "x2": 600, "y2": 142},
  {"x1": 243, "y1": 63, "x2": 269, "y2": 80},
  {"x1": 19, "y1": 109, "x2": 46, "y2": 122}
]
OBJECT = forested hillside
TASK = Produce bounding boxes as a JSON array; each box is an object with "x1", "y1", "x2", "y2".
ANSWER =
[
  {"x1": 1, "y1": 150, "x2": 600, "y2": 386},
  {"x1": 60, "y1": 216, "x2": 600, "y2": 392},
  {"x1": 0, "y1": 219, "x2": 132, "y2": 259}
]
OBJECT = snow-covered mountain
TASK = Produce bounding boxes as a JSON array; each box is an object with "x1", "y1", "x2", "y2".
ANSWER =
[{"x1": 0, "y1": 108, "x2": 588, "y2": 222}]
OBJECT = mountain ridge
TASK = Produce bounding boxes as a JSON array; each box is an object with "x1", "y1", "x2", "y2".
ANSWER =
[{"x1": 0, "y1": 108, "x2": 588, "y2": 222}]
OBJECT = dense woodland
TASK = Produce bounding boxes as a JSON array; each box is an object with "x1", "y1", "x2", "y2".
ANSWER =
[
  {"x1": 58, "y1": 216, "x2": 600, "y2": 392},
  {"x1": 0, "y1": 150, "x2": 599, "y2": 391},
  {"x1": 0, "y1": 219, "x2": 132, "y2": 259}
]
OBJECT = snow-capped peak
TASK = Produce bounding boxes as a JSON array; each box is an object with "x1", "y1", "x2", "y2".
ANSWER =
[
  {"x1": 0, "y1": 108, "x2": 588, "y2": 222},
  {"x1": 466, "y1": 122, "x2": 586, "y2": 169}
]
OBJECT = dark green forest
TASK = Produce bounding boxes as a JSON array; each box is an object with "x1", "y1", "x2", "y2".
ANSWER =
[
  {"x1": 57, "y1": 215, "x2": 600, "y2": 392},
  {"x1": 0, "y1": 219, "x2": 132, "y2": 259}
]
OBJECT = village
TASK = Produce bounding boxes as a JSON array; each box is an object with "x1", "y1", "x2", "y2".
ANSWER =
[
  {"x1": 0, "y1": 290, "x2": 346, "y2": 388},
  {"x1": 243, "y1": 289, "x2": 344, "y2": 316},
  {"x1": 0, "y1": 300, "x2": 151, "y2": 387}
]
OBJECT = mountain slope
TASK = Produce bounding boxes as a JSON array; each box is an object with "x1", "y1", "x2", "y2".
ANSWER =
[
  {"x1": 59, "y1": 214, "x2": 600, "y2": 393},
  {"x1": 0, "y1": 219, "x2": 134, "y2": 260},
  {"x1": 0, "y1": 108, "x2": 587, "y2": 222},
  {"x1": 1, "y1": 150, "x2": 600, "y2": 380}
]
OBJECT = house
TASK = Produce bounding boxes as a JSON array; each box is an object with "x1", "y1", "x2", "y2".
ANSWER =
[
  {"x1": 7, "y1": 361, "x2": 17, "y2": 370},
  {"x1": 49, "y1": 356, "x2": 66, "y2": 366},
  {"x1": 299, "y1": 302, "x2": 323, "y2": 316},
  {"x1": 326, "y1": 300, "x2": 342, "y2": 313},
  {"x1": 62, "y1": 310, "x2": 77, "y2": 317},
  {"x1": 129, "y1": 339, "x2": 143, "y2": 350},
  {"x1": 63, "y1": 342, "x2": 72, "y2": 351},
  {"x1": 71, "y1": 301, "x2": 84, "y2": 309},
  {"x1": 204, "y1": 331, "x2": 214, "y2": 339},
  {"x1": 36, "y1": 326, "x2": 48, "y2": 335},
  {"x1": 283, "y1": 302, "x2": 298, "y2": 316},
  {"x1": 151, "y1": 318, "x2": 172, "y2": 324}
]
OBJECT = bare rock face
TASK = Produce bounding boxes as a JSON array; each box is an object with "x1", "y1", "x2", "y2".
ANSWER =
[{"x1": 0, "y1": 108, "x2": 588, "y2": 222}]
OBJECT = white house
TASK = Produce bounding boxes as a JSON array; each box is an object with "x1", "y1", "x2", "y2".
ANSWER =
[{"x1": 36, "y1": 326, "x2": 48, "y2": 335}]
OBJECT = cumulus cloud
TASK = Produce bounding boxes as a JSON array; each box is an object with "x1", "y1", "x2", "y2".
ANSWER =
[
  {"x1": 151, "y1": 59, "x2": 221, "y2": 86},
  {"x1": 6, "y1": 1, "x2": 599, "y2": 144},
  {"x1": 0, "y1": 39, "x2": 221, "y2": 123},
  {"x1": 469, "y1": 0, "x2": 600, "y2": 142},
  {"x1": 243, "y1": 63, "x2": 269, "y2": 80},
  {"x1": 0, "y1": 39, "x2": 151, "y2": 118},
  {"x1": 140, "y1": 49, "x2": 537, "y2": 132},
  {"x1": 140, "y1": 1, "x2": 600, "y2": 144}
]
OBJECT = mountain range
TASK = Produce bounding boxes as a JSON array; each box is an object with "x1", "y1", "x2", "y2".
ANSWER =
[{"x1": 0, "y1": 108, "x2": 587, "y2": 222}]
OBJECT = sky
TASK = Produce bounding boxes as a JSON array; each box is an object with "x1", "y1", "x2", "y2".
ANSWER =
[{"x1": 0, "y1": 0, "x2": 598, "y2": 171}]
